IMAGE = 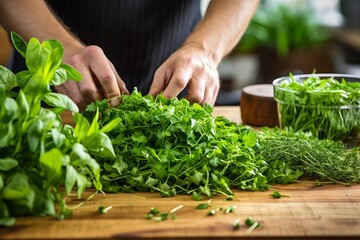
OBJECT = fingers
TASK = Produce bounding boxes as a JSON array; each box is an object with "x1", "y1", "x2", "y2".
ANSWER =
[
  {"x1": 162, "y1": 68, "x2": 192, "y2": 99},
  {"x1": 62, "y1": 45, "x2": 128, "y2": 108},
  {"x1": 150, "y1": 52, "x2": 220, "y2": 106},
  {"x1": 149, "y1": 68, "x2": 172, "y2": 97}
]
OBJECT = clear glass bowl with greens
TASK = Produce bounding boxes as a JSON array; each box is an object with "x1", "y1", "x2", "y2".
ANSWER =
[{"x1": 273, "y1": 73, "x2": 360, "y2": 146}]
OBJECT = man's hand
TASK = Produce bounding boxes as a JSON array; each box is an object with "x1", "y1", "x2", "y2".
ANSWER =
[
  {"x1": 149, "y1": 44, "x2": 220, "y2": 106},
  {"x1": 55, "y1": 45, "x2": 129, "y2": 110}
]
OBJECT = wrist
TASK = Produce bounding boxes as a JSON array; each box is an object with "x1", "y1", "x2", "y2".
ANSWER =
[{"x1": 183, "y1": 41, "x2": 222, "y2": 67}]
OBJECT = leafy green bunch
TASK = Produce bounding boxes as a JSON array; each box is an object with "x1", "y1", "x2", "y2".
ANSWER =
[
  {"x1": 0, "y1": 33, "x2": 115, "y2": 226},
  {"x1": 85, "y1": 90, "x2": 281, "y2": 198},
  {"x1": 274, "y1": 74, "x2": 360, "y2": 141}
]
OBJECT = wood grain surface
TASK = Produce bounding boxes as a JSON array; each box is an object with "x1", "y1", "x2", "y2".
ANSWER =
[
  {"x1": 1, "y1": 183, "x2": 359, "y2": 239},
  {"x1": 2, "y1": 106, "x2": 359, "y2": 239}
]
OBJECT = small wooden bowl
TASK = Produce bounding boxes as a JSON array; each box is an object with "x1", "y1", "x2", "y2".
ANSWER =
[{"x1": 240, "y1": 84, "x2": 279, "y2": 127}]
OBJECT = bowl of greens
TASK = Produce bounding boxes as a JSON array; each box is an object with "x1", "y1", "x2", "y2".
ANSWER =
[{"x1": 273, "y1": 73, "x2": 360, "y2": 146}]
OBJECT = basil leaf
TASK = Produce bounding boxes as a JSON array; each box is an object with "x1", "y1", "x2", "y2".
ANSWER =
[
  {"x1": 43, "y1": 92, "x2": 79, "y2": 113},
  {"x1": 0, "y1": 158, "x2": 18, "y2": 171},
  {"x1": 10, "y1": 32, "x2": 27, "y2": 58},
  {"x1": 39, "y1": 148, "x2": 63, "y2": 183},
  {"x1": 0, "y1": 65, "x2": 17, "y2": 90}
]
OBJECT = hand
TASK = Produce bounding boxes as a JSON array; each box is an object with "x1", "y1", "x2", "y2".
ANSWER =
[
  {"x1": 149, "y1": 44, "x2": 220, "y2": 106},
  {"x1": 55, "y1": 45, "x2": 129, "y2": 110}
]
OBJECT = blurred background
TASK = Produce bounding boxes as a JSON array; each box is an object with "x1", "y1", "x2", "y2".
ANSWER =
[
  {"x1": 1, "y1": 0, "x2": 359, "y2": 106},
  {"x1": 215, "y1": 0, "x2": 360, "y2": 105}
]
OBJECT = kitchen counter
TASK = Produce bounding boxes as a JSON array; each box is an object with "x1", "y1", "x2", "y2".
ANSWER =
[{"x1": 1, "y1": 106, "x2": 359, "y2": 240}]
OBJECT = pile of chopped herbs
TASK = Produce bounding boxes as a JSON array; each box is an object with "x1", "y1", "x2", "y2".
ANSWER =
[
  {"x1": 84, "y1": 90, "x2": 360, "y2": 197},
  {"x1": 84, "y1": 91, "x2": 271, "y2": 197},
  {"x1": 1, "y1": 33, "x2": 359, "y2": 227},
  {"x1": 274, "y1": 74, "x2": 360, "y2": 141}
]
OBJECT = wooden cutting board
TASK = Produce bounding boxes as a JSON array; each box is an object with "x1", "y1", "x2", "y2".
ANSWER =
[
  {"x1": 1, "y1": 182, "x2": 359, "y2": 239},
  {"x1": 2, "y1": 106, "x2": 358, "y2": 239}
]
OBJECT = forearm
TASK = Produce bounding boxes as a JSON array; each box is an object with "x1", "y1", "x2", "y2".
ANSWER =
[
  {"x1": 0, "y1": 0, "x2": 82, "y2": 49},
  {"x1": 184, "y1": 0, "x2": 259, "y2": 66}
]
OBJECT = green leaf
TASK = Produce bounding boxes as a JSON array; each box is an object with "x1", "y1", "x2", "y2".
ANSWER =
[
  {"x1": 60, "y1": 63, "x2": 82, "y2": 81},
  {"x1": 242, "y1": 131, "x2": 257, "y2": 148},
  {"x1": 73, "y1": 113, "x2": 91, "y2": 142},
  {"x1": 0, "y1": 217, "x2": 16, "y2": 227},
  {"x1": 0, "y1": 65, "x2": 17, "y2": 90},
  {"x1": 189, "y1": 171, "x2": 203, "y2": 185},
  {"x1": 0, "y1": 175, "x2": 3, "y2": 190},
  {"x1": 26, "y1": 38, "x2": 50, "y2": 75},
  {"x1": 191, "y1": 191, "x2": 204, "y2": 201},
  {"x1": 65, "y1": 165, "x2": 77, "y2": 194},
  {"x1": 83, "y1": 132, "x2": 115, "y2": 159},
  {"x1": 2, "y1": 173, "x2": 31, "y2": 200},
  {"x1": 112, "y1": 156, "x2": 128, "y2": 175},
  {"x1": 27, "y1": 119, "x2": 44, "y2": 152},
  {"x1": 196, "y1": 203, "x2": 209, "y2": 210},
  {"x1": 1, "y1": 97, "x2": 18, "y2": 123},
  {"x1": 39, "y1": 148, "x2": 63, "y2": 183},
  {"x1": 0, "y1": 158, "x2": 18, "y2": 171},
  {"x1": 75, "y1": 174, "x2": 88, "y2": 198},
  {"x1": 15, "y1": 70, "x2": 32, "y2": 88},
  {"x1": 50, "y1": 129, "x2": 66, "y2": 148},
  {"x1": 51, "y1": 68, "x2": 68, "y2": 86},
  {"x1": 17, "y1": 90, "x2": 29, "y2": 123},
  {"x1": 43, "y1": 92, "x2": 79, "y2": 113},
  {"x1": 88, "y1": 108, "x2": 100, "y2": 135},
  {"x1": 100, "y1": 118, "x2": 122, "y2": 133},
  {"x1": 10, "y1": 31, "x2": 27, "y2": 58},
  {"x1": 199, "y1": 185, "x2": 211, "y2": 197}
]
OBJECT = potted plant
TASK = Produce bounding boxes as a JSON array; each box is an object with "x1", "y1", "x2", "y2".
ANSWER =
[{"x1": 236, "y1": 3, "x2": 335, "y2": 83}]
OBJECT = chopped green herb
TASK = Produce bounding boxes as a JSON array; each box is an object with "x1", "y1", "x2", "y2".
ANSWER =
[
  {"x1": 208, "y1": 209, "x2": 217, "y2": 216},
  {"x1": 145, "y1": 205, "x2": 182, "y2": 222},
  {"x1": 192, "y1": 191, "x2": 204, "y2": 201},
  {"x1": 226, "y1": 196, "x2": 234, "y2": 201},
  {"x1": 98, "y1": 206, "x2": 112, "y2": 214},
  {"x1": 233, "y1": 218, "x2": 241, "y2": 230},
  {"x1": 271, "y1": 191, "x2": 289, "y2": 198},
  {"x1": 196, "y1": 203, "x2": 210, "y2": 210},
  {"x1": 224, "y1": 205, "x2": 237, "y2": 214},
  {"x1": 245, "y1": 217, "x2": 260, "y2": 228},
  {"x1": 149, "y1": 207, "x2": 160, "y2": 215}
]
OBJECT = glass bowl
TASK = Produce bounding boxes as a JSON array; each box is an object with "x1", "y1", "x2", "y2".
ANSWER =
[{"x1": 273, "y1": 73, "x2": 360, "y2": 146}]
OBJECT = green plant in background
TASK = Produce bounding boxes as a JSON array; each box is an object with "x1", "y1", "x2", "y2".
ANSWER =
[{"x1": 237, "y1": 3, "x2": 330, "y2": 57}]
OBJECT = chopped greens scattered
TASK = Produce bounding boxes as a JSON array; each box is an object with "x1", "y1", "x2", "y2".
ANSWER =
[{"x1": 145, "y1": 205, "x2": 182, "y2": 221}]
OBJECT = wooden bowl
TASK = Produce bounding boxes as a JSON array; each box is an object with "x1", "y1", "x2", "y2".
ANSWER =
[{"x1": 240, "y1": 84, "x2": 279, "y2": 127}]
